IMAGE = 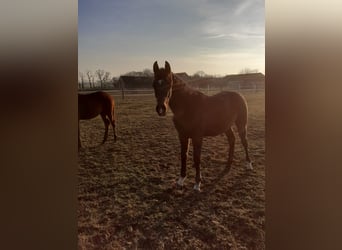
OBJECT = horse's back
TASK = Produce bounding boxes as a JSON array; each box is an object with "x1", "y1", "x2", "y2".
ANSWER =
[
  {"x1": 201, "y1": 91, "x2": 248, "y2": 135},
  {"x1": 206, "y1": 91, "x2": 247, "y2": 114},
  {"x1": 211, "y1": 91, "x2": 246, "y2": 103},
  {"x1": 79, "y1": 91, "x2": 114, "y2": 102},
  {"x1": 172, "y1": 88, "x2": 248, "y2": 136},
  {"x1": 78, "y1": 91, "x2": 115, "y2": 120}
]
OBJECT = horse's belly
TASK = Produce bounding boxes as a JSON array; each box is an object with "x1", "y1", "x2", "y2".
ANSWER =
[
  {"x1": 202, "y1": 114, "x2": 235, "y2": 136},
  {"x1": 203, "y1": 123, "x2": 230, "y2": 136},
  {"x1": 79, "y1": 112, "x2": 99, "y2": 120},
  {"x1": 78, "y1": 105, "x2": 102, "y2": 120},
  {"x1": 173, "y1": 118, "x2": 229, "y2": 137}
]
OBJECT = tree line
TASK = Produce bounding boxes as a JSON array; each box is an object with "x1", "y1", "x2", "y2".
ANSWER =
[
  {"x1": 78, "y1": 68, "x2": 154, "y2": 90},
  {"x1": 78, "y1": 69, "x2": 116, "y2": 90},
  {"x1": 78, "y1": 67, "x2": 259, "y2": 90}
]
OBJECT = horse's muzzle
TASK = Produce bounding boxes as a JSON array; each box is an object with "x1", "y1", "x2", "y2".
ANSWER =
[{"x1": 156, "y1": 105, "x2": 166, "y2": 116}]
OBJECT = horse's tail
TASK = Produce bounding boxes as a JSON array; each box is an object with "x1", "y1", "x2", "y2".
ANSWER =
[
  {"x1": 111, "y1": 97, "x2": 117, "y2": 141},
  {"x1": 235, "y1": 93, "x2": 248, "y2": 131},
  {"x1": 234, "y1": 93, "x2": 251, "y2": 166},
  {"x1": 111, "y1": 99, "x2": 115, "y2": 122}
]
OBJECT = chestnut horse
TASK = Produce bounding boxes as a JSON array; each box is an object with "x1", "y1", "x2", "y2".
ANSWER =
[
  {"x1": 152, "y1": 61, "x2": 253, "y2": 191},
  {"x1": 78, "y1": 91, "x2": 117, "y2": 148}
]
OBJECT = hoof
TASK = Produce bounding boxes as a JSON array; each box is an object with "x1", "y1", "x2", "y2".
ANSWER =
[
  {"x1": 177, "y1": 176, "x2": 186, "y2": 186},
  {"x1": 172, "y1": 182, "x2": 183, "y2": 190},
  {"x1": 193, "y1": 183, "x2": 201, "y2": 192},
  {"x1": 246, "y1": 161, "x2": 253, "y2": 170}
]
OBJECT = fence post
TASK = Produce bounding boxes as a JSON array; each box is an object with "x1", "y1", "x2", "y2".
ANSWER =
[{"x1": 120, "y1": 80, "x2": 125, "y2": 100}]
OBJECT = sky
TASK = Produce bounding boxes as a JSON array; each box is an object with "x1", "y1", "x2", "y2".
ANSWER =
[{"x1": 79, "y1": 0, "x2": 264, "y2": 77}]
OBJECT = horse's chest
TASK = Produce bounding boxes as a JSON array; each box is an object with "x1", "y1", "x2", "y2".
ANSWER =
[
  {"x1": 173, "y1": 115, "x2": 202, "y2": 136},
  {"x1": 173, "y1": 111, "x2": 232, "y2": 137}
]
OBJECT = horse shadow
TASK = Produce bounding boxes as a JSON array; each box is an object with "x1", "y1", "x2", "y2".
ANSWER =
[
  {"x1": 133, "y1": 163, "x2": 253, "y2": 241},
  {"x1": 80, "y1": 141, "x2": 253, "y2": 246}
]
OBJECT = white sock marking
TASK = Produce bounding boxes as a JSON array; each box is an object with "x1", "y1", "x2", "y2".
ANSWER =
[
  {"x1": 246, "y1": 161, "x2": 253, "y2": 170},
  {"x1": 193, "y1": 183, "x2": 201, "y2": 191},
  {"x1": 177, "y1": 176, "x2": 186, "y2": 186}
]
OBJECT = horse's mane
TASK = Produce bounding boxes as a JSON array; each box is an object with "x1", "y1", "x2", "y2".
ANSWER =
[
  {"x1": 172, "y1": 73, "x2": 187, "y2": 90},
  {"x1": 172, "y1": 73, "x2": 206, "y2": 97}
]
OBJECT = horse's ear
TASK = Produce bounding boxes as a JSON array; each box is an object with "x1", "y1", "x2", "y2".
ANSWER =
[
  {"x1": 153, "y1": 61, "x2": 159, "y2": 74},
  {"x1": 165, "y1": 61, "x2": 171, "y2": 73}
]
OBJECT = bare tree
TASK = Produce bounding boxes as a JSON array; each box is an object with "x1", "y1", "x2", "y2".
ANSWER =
[
  {"x1": 96, "y1": 69, "x2": 111, "y2": 89},
  {"x1": 142, "y1": 68, "x2": 153, "y2": 76},
  {"x1": 111, "y1": 76, "x2": 119, "y2": 88},
  {"x1": 86, "y1": 70, "x2": 94, "y2": 88},
  {"x1": 79, "y1": 71, "x2": 85, "y2": 89},
  {"x1": 95, "y1": 69, "x2": 105, "y2": 88},
  {"x1": 193, "y1": 70, "x2": 206, "y2": 78},
  {"x1": 103, "y1": 71, "x2": 111, "y2": 84},
  {"x1": 239, "y1": 68, "x2": 259, "y2": 74},
  {"x1": 123, "y1": 69, "x2": 153, "y2": 77},
  {"x1": 124, "y1": 71, "x2": 139, "y2": 76}
]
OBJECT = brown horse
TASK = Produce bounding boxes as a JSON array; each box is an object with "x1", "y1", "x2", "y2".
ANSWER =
[
  {"x1": 152, "y1": 61, "x2": 253, "y2": 191},
  {"x1": 78, "y1": 91, "x2": 117, "y2": 148}
]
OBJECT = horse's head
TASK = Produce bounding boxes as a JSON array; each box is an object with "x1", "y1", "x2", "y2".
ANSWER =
[{"x1": 152, "y1": 61, "x2": 173, "y2": 116}]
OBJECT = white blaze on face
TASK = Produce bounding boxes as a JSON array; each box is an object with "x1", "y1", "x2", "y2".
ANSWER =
[{"x1": 177, "y1": 176, "x2": 186, "y2": 186}]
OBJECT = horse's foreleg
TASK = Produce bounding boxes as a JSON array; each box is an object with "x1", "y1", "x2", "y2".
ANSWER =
[
  {"x1": 176, "y1": 134, "x2": 189, "y2": 187},
  {"x1": 192, "y1": 137, "x2": 203, "y2": 191},
  {"x1": 225, "y1": 127, "x2": 235, "y2": 168},
  {"x1": 109, "y1": 107, "x2": 117, "y2": 142}
]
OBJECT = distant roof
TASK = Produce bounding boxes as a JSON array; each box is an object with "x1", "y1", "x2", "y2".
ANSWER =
[
  {"x1": 224, "y1": 72, "x2": 265, "y2": 81},
  {"x1": 119, "y1": 75, "x2": 153, "y2": 82},
  {"x1": 119, "y1": 75, "x2": 153, "y2": 89},
  {"x1": 174, "y1": 72, "x2": 191, "y2": 82},
  {"x1": 117, "y1": 72, "x2": 265, "y2": 89},
  {"x1": 118, "y1": 73, "x2": 191, "y2": 88},
  {"x1": 188, "y1": 72, "x2": 265, "y2": 88}
]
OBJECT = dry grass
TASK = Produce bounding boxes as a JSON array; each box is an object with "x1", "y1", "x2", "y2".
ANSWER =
[{"x1": 78, "y1": 90, "x2": 265, "y2": 249}]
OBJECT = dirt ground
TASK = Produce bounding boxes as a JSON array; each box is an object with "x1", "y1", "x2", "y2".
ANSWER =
[{"x1": 78, "y1": 90, "x2": 265, "y2": 249}]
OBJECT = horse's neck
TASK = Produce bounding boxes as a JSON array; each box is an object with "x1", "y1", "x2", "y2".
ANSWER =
[
  {"x1": 169, "y1": 90, "x2": 182, "y2": 115},
  {"x1": 169, "y1": 75, "x2": 189, "y2": 115}
]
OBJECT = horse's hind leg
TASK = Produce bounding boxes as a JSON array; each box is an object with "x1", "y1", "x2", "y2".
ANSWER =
[
  {"x1": 225, "y1": 127, "x2": 235, "y2": 168},
  {"x1": 237, "y1": 126, "x2": 253, "y2": 170},
  {"x1": 108, "y1": 109, "x2": 117, "y2": 142},
  {"x1": 192, "y1": 137, "x2": 203, "y2": 191},
  {"x1": 100, "y1": 113, "x2": 110, "y2": 144},
  {"x1": 111, "y1": 120, "x2": 117, "y2": 142}
]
